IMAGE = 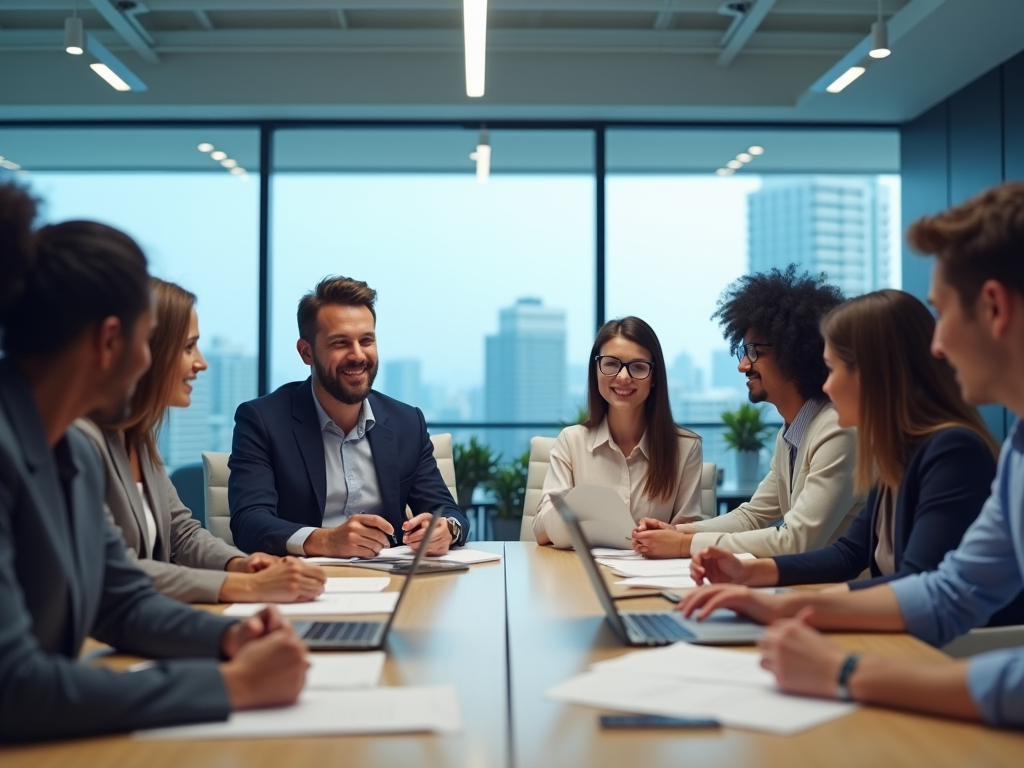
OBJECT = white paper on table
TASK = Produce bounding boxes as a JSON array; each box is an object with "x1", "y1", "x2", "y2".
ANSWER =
[
  {"x1": 303, "y1": 556, "x2": 359, "y2": 565},
  {"x1": 545, "y1": 669, "x2": 856, "y2": 735},
  {"x1": 590, "y1": 548, "x2": 642, "y2": 559},
  {"x1": 614, "y1": 575, "x2": 699, "y2": 589},
  {"x1": 323, "y1": 577, "x2": 390, "y2": 593},
  {"x1": 590, "y1": 642, "x2": 777, "y2": 689},
  {"x1": 307, "y1": 651, "x2": 386, "y2": 689},
  {"x1": 223, "y1": 591, "x2": 400, "y2": 617},
  {"x1": 366, "y1": 546, "x2": 501, "y2": 565},
  {"x1": 601, "y1": 552, "x2": 756, "y2": 578},
  {"x1": 135, "y1": 686, "x2": 463, "y2": 740}
]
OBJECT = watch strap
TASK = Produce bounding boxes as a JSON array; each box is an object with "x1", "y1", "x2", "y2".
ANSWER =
[{"x1": 836, "y1": 653, "x2": 861, "y2": 702}]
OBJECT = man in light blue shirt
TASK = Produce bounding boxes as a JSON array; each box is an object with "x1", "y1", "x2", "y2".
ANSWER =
[{"x1": 678, "y1": 181, "x2": 1024, "y2": 727}]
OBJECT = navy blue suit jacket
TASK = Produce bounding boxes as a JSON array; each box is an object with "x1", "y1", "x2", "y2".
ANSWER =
[
  {"x1": 773, "y1": 426, "x2": 1024, "y2": 626},
  {"x1": 228, "y1": 380, "x2": 468, "y2": 556}
]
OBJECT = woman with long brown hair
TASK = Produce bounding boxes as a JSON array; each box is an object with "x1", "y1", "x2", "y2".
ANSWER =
[
  {"x1": 78, "y1": 278, "x2": 326, "y2": 603},
  {"x1": 689, "y1": 289, "x2": 1000, "y2": 591},
  {"x1": 533, "y1": 316, "x2": 704, "y2": 547}
]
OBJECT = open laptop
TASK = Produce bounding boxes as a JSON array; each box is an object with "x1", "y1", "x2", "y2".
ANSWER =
[
  {"x1": 553, "y1": 497, "x2": 765, "y2": 646},
  {"x1": 291, "y1": 514, "x2": 443, "y2": 650}
]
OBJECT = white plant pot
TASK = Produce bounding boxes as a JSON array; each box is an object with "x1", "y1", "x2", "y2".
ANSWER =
[{"x1": 735, "y1": 450, "x2": 761, "y2": 486}]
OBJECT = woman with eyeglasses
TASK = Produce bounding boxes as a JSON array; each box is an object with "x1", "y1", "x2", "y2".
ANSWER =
[
  {"x1": 686, "y1": 290, "x2": 1020, "y2": 612},
  {"x1": 77, "y1": 278, "x2": 326, "y2": 604},
  {"x1": 532, "y1": 316, "x2": 704, "y2": 547}
]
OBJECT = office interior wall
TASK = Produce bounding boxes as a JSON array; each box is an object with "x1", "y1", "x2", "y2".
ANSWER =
[{"x1": 900, "y1": 50, "x2": 1024, "y2": 442}]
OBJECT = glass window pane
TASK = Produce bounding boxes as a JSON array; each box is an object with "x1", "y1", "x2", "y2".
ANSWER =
[
  {"x1": 1, "y1": 127, "x2": 261, "y2": 470},
  {"x1": 271, "y1": 128, "x2": 595, "y2": 461},
  {"x1": 606, "y1": 128, "x2": 900, "y2": 484}
]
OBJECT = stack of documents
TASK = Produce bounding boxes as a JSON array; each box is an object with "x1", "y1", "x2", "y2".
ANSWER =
[
  {"x1": 224, "y1": 590, "x2": 400, "y2": 617},
  {"x1": 306, "y1": 546, "x2": 501, "y2": 566},
  {"x1": 597, "y1": 552, "x2": 755, "y2": 589},
  {"x1": 546, "y1": 642, "x2": 857, "y2": 734}
]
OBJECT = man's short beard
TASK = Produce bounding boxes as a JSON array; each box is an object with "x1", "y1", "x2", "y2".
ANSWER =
[
  {"x1": 313, "y1": 352, "x2": 378, "y2": 405},
  {"x1": 747, "y1": 388, "x2": 767, "y2": 405}
]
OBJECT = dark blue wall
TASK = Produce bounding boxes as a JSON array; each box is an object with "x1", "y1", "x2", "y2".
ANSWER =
[{"x1": 901, "y1": 51, "x2": 1024, "y2": 441}]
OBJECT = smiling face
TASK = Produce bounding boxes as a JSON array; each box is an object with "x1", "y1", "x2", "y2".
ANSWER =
[
  {"x1": 595, "y1": 335, "x2": 654, "y2": 418},
  {"x1": 168, "y1": 308, "x2": 208, "y2": 409},
  {"x1": 737, "y1": 330, "x2": 784, "y2": 406},
  {"x1": 822, "y1": 341, "x2": 860, "y2": 428},
  {"x1": 298, "y1": 303, "x2": 378, "y2": 405}
]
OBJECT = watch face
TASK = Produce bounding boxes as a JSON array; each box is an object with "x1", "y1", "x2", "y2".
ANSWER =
[{"x1": 446, "y1": 517, "x2": 460, "y2": 540}]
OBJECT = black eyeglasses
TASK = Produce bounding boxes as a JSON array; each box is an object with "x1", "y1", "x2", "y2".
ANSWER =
[
  {"x1": 594, "y1": 355, "x2": 654, "y2": 380},
  {"x1": 737, "y1": 343, "x2": 772, "y2": 363}
]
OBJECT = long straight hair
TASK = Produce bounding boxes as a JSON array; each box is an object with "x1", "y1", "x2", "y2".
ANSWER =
[
  {"x1": 114, "y1": 278, "x2": 197, "y2": 466},
  {"x1": 821, "y1": 289, "x2": 997, "y2": 493},
  {"x1": 584, "y1": 316, "x2": 687, "y2": 502}
]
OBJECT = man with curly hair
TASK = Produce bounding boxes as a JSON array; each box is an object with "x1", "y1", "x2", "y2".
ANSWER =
[{"x1": 632, "y1": 265, "x2": 864, "y2": 558}]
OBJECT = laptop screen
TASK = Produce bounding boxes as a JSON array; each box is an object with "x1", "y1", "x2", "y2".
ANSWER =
[{"x1": 551, "y1": 494, "x2": 631, "y2": 642}]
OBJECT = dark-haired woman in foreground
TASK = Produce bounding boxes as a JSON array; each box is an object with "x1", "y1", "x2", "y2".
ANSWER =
[
  {"x1": 0, "y1": 183, "x2": 305, "y2": 743},
  {"x1": 690, "y1": 291, "x2": 1022, "y2": 613},
  {"x1": 533, "y1": 316, "x2": 704, "y2": 547},
  {"x1": 78, "y1": 278, "x2": 325, "y2": 604}
]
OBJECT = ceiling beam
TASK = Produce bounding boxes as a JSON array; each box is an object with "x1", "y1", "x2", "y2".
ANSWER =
[
  {"x1": 194, "y1": 10, "x2": 214, "y2": 30},
  {"x1": 89, "y1": 0, "x2": 160, "y2": 64},
  {"x1": 717, "y1": 0, "x2": 776, "y2": 67}
]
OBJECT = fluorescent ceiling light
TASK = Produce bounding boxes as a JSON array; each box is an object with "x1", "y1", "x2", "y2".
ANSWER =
[
  {"x1": 464, "y1": 0, "x2": 488, "y2": 98},
  {"x1": 65, "y1": 16, "x2": 85, "y2": 55},
  {"x1": 89, "y1": 63, "x2": 131, "y2": 91},
  {"x1": 870, "y1": 20, "x2": 891, "y2": 58},
  {"x1": 826, "y1": 66, "x2": 866, "y2": 93},
  {"x1": 748, "y1": 146, "x2": 765, "y2": 155},
  {"x1": 736, "y1": 153, "x2": 752, "y2": 163},
  {"x1": 726, "y1": 160, "x2": 743, "y2": 169},
  {"x1": 197, "y1": 143, "x2": 214, "y2": 153},
  {"x1": 210, "y1": 150, "x2": 227, "y2": 161}
]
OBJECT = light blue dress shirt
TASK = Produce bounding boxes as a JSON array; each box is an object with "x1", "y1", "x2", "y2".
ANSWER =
[
  {"x1": 890, "y1": 419, "x2": 1024, "y2": 727},
  {"x1": 285, "y1": 384, "x2": 384, "y2": 555}
]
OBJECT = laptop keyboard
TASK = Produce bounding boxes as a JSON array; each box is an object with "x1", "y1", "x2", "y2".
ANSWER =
[
  {"x1": 303, "y1": 621, "x2": 380, "y2": 642},
  {"x1": 624, "y1": 613, "x2": 695, "y2": 641}
]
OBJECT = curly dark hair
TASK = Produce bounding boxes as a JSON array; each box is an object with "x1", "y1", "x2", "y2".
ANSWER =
[{"x1": 711, "y1": 265, "x2": 845, "y2": 401}]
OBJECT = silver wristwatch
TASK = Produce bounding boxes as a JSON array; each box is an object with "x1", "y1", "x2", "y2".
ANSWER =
[{"x1": 444, "y1": 516, "x2": 462, "y2": 544}]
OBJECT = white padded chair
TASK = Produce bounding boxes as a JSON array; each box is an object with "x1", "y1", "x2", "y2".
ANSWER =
[
  {"x1": 201, "y1": 433, "x2": 457, "y2": 548},
  {"x1": 518, "y1": 434, "x2": 717, "y2": 541},
  {"x1": 942, "y1": 625, "x2": 1024, "y2": 658}
]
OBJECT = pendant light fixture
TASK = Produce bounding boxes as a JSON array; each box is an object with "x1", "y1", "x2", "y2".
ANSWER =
[
  {"x1": 65, "y1": 1, "x2": 85, "y2": 55},
  {"x1": 469, "y1": 127, "x2": 491, "y2": 184},
  {"x1": 869, "y1": 0, "x2": 891, "y2": 59}
]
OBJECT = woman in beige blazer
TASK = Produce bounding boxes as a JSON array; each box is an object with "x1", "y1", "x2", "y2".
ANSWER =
[
  {"x1": 79, "y1": 278, "x2": 326, "y2": 604},
  {"x1": 533, "y1": 316, "x2": 704, "y2": 547}
]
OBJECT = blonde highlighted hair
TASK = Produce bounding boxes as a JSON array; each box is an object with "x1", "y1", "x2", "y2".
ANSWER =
[{"x1": 820, "y1": 289, "x2": 997, "y2": 494}]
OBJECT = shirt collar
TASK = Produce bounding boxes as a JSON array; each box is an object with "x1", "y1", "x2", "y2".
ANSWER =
[
  {"x1": 783, "y1": 398, "x2": 826, "y2": 453},
  {"x1": 588, "y1": 416, "x2": 650, "y2": 459},
  {"x1": 311, "y1": 379, "x2": 375, "y2": 439}
]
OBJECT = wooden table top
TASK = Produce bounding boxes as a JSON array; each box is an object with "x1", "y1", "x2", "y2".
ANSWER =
[{"x1": 504, "y1": 542, "x2": 1024, "y2": 768}]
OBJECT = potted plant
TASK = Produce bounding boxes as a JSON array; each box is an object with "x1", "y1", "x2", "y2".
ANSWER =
[
  {"x1": 721, "y1": 403, "x2": 774, "y2": 485},
  {"x1": 485, "y1": 449, "x2": 530, "y2": 541},
  {"x1": 452, "y1": 437, "x2": 499, "y2": 511}
]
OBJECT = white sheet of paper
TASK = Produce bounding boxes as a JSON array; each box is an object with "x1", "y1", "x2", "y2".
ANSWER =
[
  {"x1": 307, "y1": 651, "x2": 386, "y2": 689},
  {"x1": 545, "y1": 669, "x2": 856, "y2": 735},
  {"x1": 365, "y1": 546, "x2": 501, "y2": 565},
  {"x1": 614, "y1": 575, "x2": 699, "y2": 589},
  {"x1": 323, "y1": 577, "x2": 390, "y2": 593},
  {"x1": 135, "y1": 686, "x2": 463, "y2": 740},
  {"x1": 590, "y1": 548, "x2": 642, "y2": 559},
  {"x1": 590, "y1": 642, "x2": 777, "y2": 689},
  {"x1": 222, "y1": 591, "x2": 400, "y2": 617},
  {"x1": 303, "y1": 556, "x2": 359, "y2": 565},
  {"x1": 601, "y1": 552, "x2": 755, "y2": 578}
]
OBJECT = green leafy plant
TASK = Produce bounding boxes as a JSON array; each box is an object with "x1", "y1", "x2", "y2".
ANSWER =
[
  {"x1": 721, "y1": 403, "x2": 774, "y2": 453},
  {"x1": 452, "y1": 437, "x2": 499, "y2": 511},
  {"x1": 485, "y1": 449, "x2": 531, "y2": 519}
]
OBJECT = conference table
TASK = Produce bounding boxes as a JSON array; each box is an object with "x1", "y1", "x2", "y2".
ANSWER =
[{"x1": 4, "y1": 542, "x2": 1024, "y2": 767}]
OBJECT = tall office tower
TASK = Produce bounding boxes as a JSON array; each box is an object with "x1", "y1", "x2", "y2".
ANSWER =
[
  {"x1": 158, "y1": 372, "x2": 211, "y2": 471},
  {"x1": 485, "y1": 298, "x2": 567, "y2": 462},
  {"x1": 205, "y1": 337, "x2": 258, "y2": 453},
  {"x1": 669, "y1": 352, "x2": 703, "y2": 392},
  {"x1": 382, "y1": 359, "x2": 423, "y2": 408},
  {"x1": 747, "y1": 176, "x2": 890, "y2": 297}
]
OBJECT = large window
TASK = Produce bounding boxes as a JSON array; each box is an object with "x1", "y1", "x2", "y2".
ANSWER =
[
  {"x1": 0, "y1": 127, "x2": 261, "y2": 470},
  {"x1": 606, "y1": 128, "x2": 900, "y2": 484},
  {"x1": 270, "y1": 128, "x2": 595, "y2": 463}
]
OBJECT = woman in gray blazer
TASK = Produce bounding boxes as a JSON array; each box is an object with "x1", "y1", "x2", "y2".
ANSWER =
[{"x1": 80, "y1": 279, "x2": 326, "y2": 604}]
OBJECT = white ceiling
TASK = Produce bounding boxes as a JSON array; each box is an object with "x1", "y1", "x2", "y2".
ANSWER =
[{"x1": 0, "y1": 0, "x2": 1020, "y2": 123}]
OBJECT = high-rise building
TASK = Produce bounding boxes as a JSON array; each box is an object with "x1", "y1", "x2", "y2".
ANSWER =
[
  {"x1": 381, "y1": 359, "x2": 423, "y2": 409},
  {"x1": 747, "y1": 176, "x2": 890, "y2": 297},
  {"x1": 158, "y1": 372, "x2": 211, "y2": 470},
  {"x1": 485, "y1": 298, "x2": 566, "y2": 462}
]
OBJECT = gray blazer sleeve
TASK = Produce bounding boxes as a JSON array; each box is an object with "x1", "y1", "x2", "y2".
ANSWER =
[{"x1": 0, "y1": 473, "x2": 235, "y2": 743}]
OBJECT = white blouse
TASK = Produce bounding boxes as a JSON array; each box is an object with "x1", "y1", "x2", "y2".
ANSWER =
[
  {"x1": 533, "y1": 419, "x2": 705, "y2": 546},
  {"x1": 137, "y1": 481, "x2": 158, "y2": 560}
]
